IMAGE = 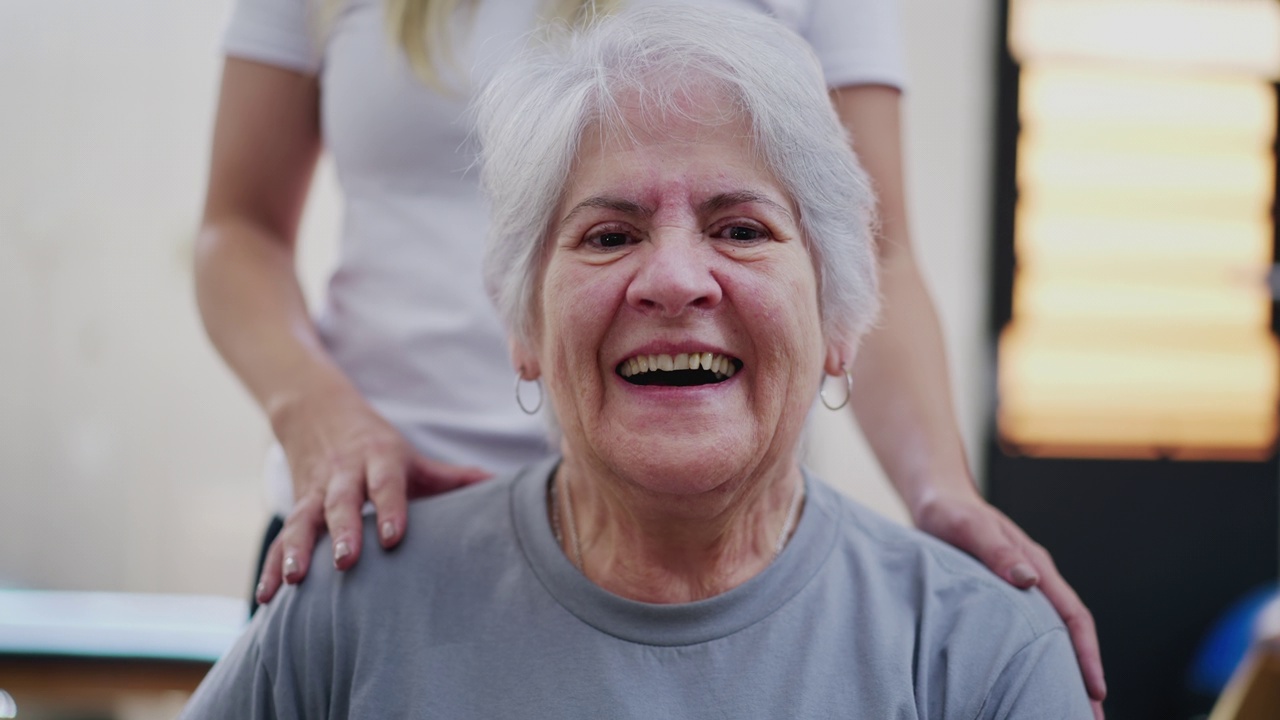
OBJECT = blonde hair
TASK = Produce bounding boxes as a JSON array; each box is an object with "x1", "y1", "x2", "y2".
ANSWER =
[{"x1": 325, "y1": 0, "x2": 615, "y2": 88}]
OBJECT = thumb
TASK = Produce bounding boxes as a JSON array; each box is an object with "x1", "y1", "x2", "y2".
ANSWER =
[
  {"x1": 922, "y1": 503, "x2": 1038, "y2": 589},
  {"x1": 405, "y1": 453, "x2": 493, "y2": 498}
]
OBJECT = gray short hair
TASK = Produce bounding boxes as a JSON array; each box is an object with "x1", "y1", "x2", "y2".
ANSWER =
[{"x1": 477, "y1": 4, "x2": 880, "y2": 352}]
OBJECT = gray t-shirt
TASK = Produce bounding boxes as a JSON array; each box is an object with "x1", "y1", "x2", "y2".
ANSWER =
[{"x1": 182, "y1": 457, "x2": 1091, "y2": 718}]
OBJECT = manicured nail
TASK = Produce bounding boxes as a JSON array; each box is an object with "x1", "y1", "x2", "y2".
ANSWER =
[
  {"x1": 381, "y1": 521, "x2": 396, "y2": 542},
  {"x1": 283, "y1": 553, "x2": 299, "y2": 580},
  {"x1": 255, "y1": 582, "x2": 266, "y2": 601},
  {"x1": 334, "y1": 540, "x2": 351, "y2": 565},
  {"x1": 1011, "y1": 563, "x2": 1038, "y2": 585}
]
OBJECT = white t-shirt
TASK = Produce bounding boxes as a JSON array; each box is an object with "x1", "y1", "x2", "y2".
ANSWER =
[{"x1": 222, "y1": 0, "x2": 907, "y2": 513}]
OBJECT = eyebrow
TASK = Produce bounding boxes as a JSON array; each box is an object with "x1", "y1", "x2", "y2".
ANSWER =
[
  {"x1": 560, "y1": 190, "x2": 794, "y2": 225},
  {"x1": 560, "y1": 196, "x2": 653, "y2": 225},
  {"x1": 698, "y1": 191, "x2": 794, "y2": 222}
]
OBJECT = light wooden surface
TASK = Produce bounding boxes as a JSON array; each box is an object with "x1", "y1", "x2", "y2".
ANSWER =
[
  {"x1": 1210, "y1": 640, "x2": 1280, "y2": 720},
  {"x1": 0, "y1": 589, "x2": 241, "y2": 719}
]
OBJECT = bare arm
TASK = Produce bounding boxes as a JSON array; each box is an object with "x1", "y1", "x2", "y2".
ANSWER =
[
  {"x1": 198, "y1": 58, "x2": 330, "y2": 428},
  {"x1": 831, "y1": 85, "x2": 1105, "y2": 714},
  {"x1": 198, "y1": 58, "x2": 487, "y2": 603},
  {"x1": 830, "y1": 86, "x2": 969, "y2": 513}
]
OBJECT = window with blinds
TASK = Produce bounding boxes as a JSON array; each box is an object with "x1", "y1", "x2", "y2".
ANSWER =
[{"x1": 997, "y1": 0, "x2": 1280, "y2": 459}]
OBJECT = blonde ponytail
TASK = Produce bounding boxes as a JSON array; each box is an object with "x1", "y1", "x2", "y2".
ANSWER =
[{"x1": 324, "y1": 0, "x2": 615, "y2": 89}]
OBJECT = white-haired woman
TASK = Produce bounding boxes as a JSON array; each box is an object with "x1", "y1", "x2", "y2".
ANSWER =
[
  {"x1": 183, "y1": 9, "x2": 1094, "y2": 716},
  {"x1": 200, "y1": 0, "x2": 1103, "y2": 707}
]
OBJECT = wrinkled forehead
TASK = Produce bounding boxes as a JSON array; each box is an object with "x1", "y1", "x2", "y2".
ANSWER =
[
  {"x1": 583, "y1": 75, "x2": 758, "y2": 156},
  {"x1": 557, "y1": 76, "x2": 802, "y2": 237}
]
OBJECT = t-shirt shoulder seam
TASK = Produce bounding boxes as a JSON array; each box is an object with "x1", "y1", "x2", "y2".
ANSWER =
[
  {"x1": 257, "y1": 638, "x2": 278, "y2": 713},
  {"x1": 969, "y1": 626, "x2": 1072, "y2": 720},
  {"x1": 928, "y1": 545, "x2": 1047, "y2": 636},
  {"x1": 245, "y1": 625, "x2": 280, "y2": 716},
  {"x1": 843, "y1": 504, "x2": 1050, "y2": 636}
]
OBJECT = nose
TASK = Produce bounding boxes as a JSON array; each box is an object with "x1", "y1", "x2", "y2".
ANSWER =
[{"x1": 625, "y1": 230, "x2": 723, "y2": 316}]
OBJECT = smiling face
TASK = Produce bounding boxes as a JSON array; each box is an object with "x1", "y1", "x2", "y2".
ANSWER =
[{"x1": 517, "y1": 99, "x2": 833, "y2": 500}]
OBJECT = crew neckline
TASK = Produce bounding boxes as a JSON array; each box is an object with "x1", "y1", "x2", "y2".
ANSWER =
[{"x1": 510, "y1": 456, "x2": 840, "y2": 646}]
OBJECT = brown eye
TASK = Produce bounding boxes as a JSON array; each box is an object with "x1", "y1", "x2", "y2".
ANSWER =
[
  {"x1": 715, "y1": 223, "x2": 768, "y2": 243},
  {"x1": 583, "y1": 223, "x2": 641, "y2": 251},
  {"x1": 597, "y1": 232, "x2": 630, "y2": 248}
]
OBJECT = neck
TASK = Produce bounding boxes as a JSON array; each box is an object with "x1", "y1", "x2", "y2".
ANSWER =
[{"x1": 553, "y1": 458, "x2": 805, "y2": 604}]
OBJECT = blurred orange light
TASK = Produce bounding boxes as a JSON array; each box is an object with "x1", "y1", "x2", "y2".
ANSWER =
[{"x1": 998, "y1": 0, "x2": 1280, "y2": 459}]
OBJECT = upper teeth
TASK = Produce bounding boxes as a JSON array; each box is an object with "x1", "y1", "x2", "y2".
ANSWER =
[{"x1": 619, "y1": 352, "x2": 738, "y2": 378}]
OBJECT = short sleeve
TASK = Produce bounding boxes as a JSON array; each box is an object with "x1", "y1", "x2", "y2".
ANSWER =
[
  {"x1": 799, "y1": 0, "x2": 907, "y2": 90},
  {"x1": 977, "y1": 628, "x2": 1095, "y2": 719},
  {"x1": 222, "y1": 0, "x2": 324, "y2": 75}
]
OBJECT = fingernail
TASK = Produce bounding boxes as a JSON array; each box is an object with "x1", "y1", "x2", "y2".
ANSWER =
[
  {"x1": 255, "y1": 582, "x2": 266, "y2": 601},
  {"x1": 1011, "y1": 563, "x2": 1038, "y2": 586},
  {"x1": 283, "y1": 554, "x2": 299, "y2": 580},
  {"x1": 381, "y1": 521, "x2": 396, "y2": 542},
  {"x1": 334, "y1": 540, "x2": 351, "y2": 564}
]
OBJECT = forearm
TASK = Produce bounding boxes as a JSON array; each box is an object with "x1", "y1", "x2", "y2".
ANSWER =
[
  {"x1": 197, "y1": 58, "x2": 349, "y2": 428},
  {"x1": 194, "y1": 220, "x2": 355, "y2": 426},
  {"x1": 849, "y1": 245, "x2": 974, "y2": 516},
  {"x1": 831, "y1": 85, "x2": 977, "y2": 516},
  {"x1": 832, "y1": 88, "x2": 1105, "y2": 709}
]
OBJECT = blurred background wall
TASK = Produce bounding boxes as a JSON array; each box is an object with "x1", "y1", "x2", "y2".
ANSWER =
[
  {"x1": 7, "y1": 2, "x2": 1280, "y2": 718},
  {"x1": 0, "y1": 0, "x2": 996, "y2": 599}
]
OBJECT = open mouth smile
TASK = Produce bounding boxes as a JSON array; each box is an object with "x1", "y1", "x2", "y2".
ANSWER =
[{"x1": 617, "y1": 352, "x2": 741, "y2": 387}]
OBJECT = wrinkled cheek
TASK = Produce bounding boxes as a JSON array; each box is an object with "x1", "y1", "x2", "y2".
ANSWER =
[
  {"x1": 538, "y1": 293, "x2": 606, "y2": 432},
  {"x1": 742, "y1": 295, "x2": 826, "y2": 426}
]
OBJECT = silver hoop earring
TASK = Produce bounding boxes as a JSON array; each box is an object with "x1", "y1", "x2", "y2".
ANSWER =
[
  {"x1": 515, "y1": 372, "x2": 543, "y2": 415},
  {"x1": 819, "y1": 368, "x2": 852, "y2": 411}
]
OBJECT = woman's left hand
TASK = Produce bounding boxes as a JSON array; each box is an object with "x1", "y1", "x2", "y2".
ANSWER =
[{"x1": 913, "y1": 487, "x2": 1106, "y2": 718}]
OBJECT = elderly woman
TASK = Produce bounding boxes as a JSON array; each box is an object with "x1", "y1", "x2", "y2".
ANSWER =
[{"x1": 182, "y1": 6, "x2": 1092, "y2": 717}]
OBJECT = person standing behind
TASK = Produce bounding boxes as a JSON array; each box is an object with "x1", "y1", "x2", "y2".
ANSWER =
[{"x1": 195, "y1": 0, "x2": 1105, "y2": 713}]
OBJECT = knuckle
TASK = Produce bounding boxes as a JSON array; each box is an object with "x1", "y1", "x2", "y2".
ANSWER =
[
  {"x1": 1028, "y1": 543, "x2": 1053, "y2": 566},
  {"x1": 352, "y1": 430, "x2": 402, "y2": 458},
  {"x1": 1074, "y1": 608, "x2": 1096, "y2": 632},
  {"x1": 367, "y1": 470, "x2": 405, "y2": 496},
  {"x1": 991, "y1": 547, "x2": 1023, "y2": 568},
  {"x1": 1062, "y1": 605, "x2": 1094, "y2": 631},
  {"x1": 285, "y1": 498, "x2": 322, "y2": 526},
  {"x1": 305, "y1": 462, "x2": 336, "y2": 488},
  {"x1": 955, "y1": 509, "x2": 988, "y2": 536},
  {"x1": 364, "y1": 437, "x2": 401, "y2": 455},
  {"x1": 324, "y1": 486, "x2": 362, "y2": 513}
]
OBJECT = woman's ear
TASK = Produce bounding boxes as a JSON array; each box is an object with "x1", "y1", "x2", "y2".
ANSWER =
[
  {"x1": 824, "y1": 340, "x2": 848, "y2": 378},
  {"x1": 510, "y1": 338, "x2": 541, "y2": 380}
]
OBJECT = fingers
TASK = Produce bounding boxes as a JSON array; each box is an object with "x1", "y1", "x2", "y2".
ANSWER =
[
  {"x1": 917, "y1": 498, "x2": 1039, "y2": 590},
  {"x1": 916, "y1": 495, "x2": 1104, "y2": 704},
  {"x1": 1030, "y1": 544, "x2": 1107, "y2": 703},
  {"x1": 273, "y1": 490, "x2": 325, "y2": 587},
  {"x1": 969, "y1": 517, "x2": 1041, "y2": 590},
  {"x1": 324, "y1": 466, "x2": 367, "y2": 571},
  {"x1": 366, "y1": 455, "x2": 409, "y2": 549},
  {"x1": 406, "y1": 454, "x2": 492, "y2": 499},
  {"x1": 255, "y1": 536, "x2": 286, "y2": 605}
]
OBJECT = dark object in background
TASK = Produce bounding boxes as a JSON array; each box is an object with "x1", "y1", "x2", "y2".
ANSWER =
[{"x1": 987, "y1": 451, "x2": 1279, "y2": 720}]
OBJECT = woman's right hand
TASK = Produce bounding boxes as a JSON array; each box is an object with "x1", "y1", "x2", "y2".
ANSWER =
[
  {"x1": 197, "y1": 58, "x2": 490, "y2": 606},
  {"x1": 254, "y1": 380, "x2": 491, "y2": 604}
]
